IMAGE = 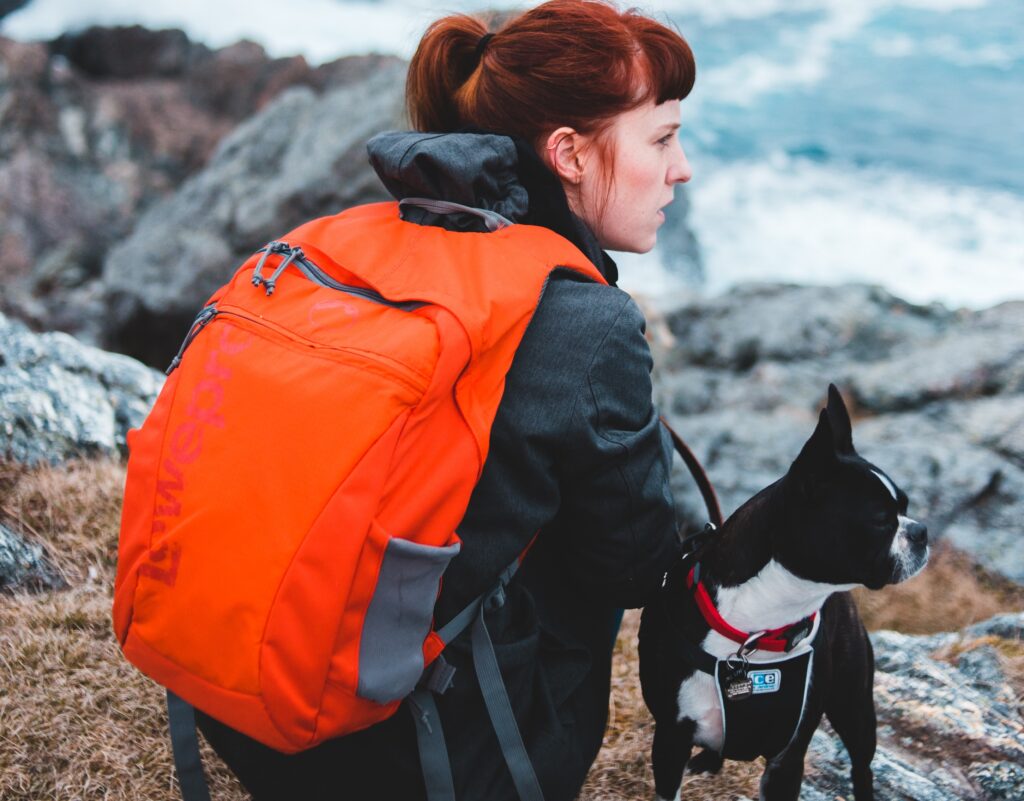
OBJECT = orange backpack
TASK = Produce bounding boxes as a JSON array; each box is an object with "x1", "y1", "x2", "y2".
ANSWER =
[{"x1": 112, "y1": 200, "x2": 605, "y2": 768}]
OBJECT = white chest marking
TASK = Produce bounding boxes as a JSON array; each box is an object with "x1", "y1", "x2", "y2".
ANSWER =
[
  {"x1": 871, "y1": 468, "x2": 898, "y2": 501},
  {"x1": 674, "y1": 559, "x2": 856, "y2": 750}
]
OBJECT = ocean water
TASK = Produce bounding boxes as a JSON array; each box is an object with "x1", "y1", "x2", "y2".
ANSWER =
[{"x1": 4, "y1": 0, "x2": 1022, "y2": 309}]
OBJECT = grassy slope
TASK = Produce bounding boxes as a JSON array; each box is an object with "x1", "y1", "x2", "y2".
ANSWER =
[{"x1": 1, "y1": 459, "x2": 1021, "y2": 801}]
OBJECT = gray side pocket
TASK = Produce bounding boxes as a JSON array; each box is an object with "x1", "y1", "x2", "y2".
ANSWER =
[{"x1": 357, "y1": 534, "x2": 460, "y2": 703}]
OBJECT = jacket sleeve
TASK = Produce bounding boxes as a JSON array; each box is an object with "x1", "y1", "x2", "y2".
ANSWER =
[{"x1": 556, "y1": 296, "x2": 680, "y2": 608}]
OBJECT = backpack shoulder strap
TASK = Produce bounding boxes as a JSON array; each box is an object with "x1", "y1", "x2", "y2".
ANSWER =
[
  {"x1": 166, "y1": 691, "x2": 211, "y2": 801},
  {"x1": 410, "y1": 558, "x2": 545, "y2": 801}
]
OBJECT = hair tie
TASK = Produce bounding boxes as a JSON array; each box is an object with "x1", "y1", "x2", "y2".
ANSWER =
[{"x1": 475, "y1": 33, "x2": 494, "y2": 62}]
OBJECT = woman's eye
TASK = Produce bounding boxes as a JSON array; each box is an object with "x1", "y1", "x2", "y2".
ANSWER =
[{"x1": 657, "y1": 135, "x2": 673, "y2": 147}]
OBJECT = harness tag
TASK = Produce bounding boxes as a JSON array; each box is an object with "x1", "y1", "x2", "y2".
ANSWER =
[
  {"x1": 749, "y1": 668, "x2": 782, "y2": 695},
  {"x1": 725, "y1": 676, "x2": 753, "y2": 701}
]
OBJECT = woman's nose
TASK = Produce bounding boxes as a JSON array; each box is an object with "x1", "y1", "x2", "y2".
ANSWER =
[{"x1": 669, "y1": 142, "x2": 692, "y2": 184}]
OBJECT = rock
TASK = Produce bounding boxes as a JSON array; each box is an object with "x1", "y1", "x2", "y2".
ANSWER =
[
  {"x1": 50, "y1": 26, "x2": 207, "y2": 79},
  {"x1": 658, "y1": 284, "x2": 1024, "y2": 584},
  {"x1": 968, "y1": 613, "x2": 1024, "y2": 640},
  {"x1": 0, "y1": 26, "x2": 404, "y2": 348},
  {"x1": 848, "y1": 301, "x2": 1024, "y2": 413},
  {"x1": 0, "y1": 520, "x2": 66, "y2": 592},
  {"x1": 803, "y1": 614, "x2": 1024, "y2": 800},
  {"x1": 0, "y1": 311, "x2": 163, "y2": 465},
  {"x1": 99, "y1": 62, "x2": 407, "y2": 366},
  {"x1": 660, "y1": 283, "x2": 951, "y2": 373}
]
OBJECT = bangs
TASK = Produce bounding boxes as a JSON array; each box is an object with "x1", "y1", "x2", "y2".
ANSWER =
[{"x1": 630, "y1": 17, "x2": 696, "y2": 105}]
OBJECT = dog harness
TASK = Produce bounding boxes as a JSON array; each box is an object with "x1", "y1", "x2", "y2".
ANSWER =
[{"x1": 672, "y1": 561, "x2": 823, "y2": 761}]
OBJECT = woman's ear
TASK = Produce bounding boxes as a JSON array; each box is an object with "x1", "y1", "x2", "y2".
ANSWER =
[{"x1": 543, "y1": 127, "x2": 587, "y2": 185}]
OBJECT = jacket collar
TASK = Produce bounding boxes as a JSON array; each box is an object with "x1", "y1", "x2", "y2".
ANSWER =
[{"x1": 367, "y1": 131, "x2": 618, "y2": 286}]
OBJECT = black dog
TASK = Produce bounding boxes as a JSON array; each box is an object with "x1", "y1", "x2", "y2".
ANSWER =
[{"x1": 640, "y1": 385, "x2": 928, "y2": 801}]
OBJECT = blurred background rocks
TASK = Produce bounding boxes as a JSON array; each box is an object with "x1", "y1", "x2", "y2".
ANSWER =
[
  {"x1": 654, "y1": 284, "x2": 1024, "y2": 585},
  {"x1": 0, "y1": 25, "x2": 402, "y2": 362}
]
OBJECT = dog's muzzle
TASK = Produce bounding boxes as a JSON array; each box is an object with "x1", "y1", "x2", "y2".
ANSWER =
[{"x1": 891, "y1": 515, "x2": 929, "y2": 582}]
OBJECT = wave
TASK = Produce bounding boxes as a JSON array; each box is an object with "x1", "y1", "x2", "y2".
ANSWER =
[
  {"x1": 871, "y1": 32, "x2": 1020, "y2": 68},
  {"x1": 681, "y1": 154, "x2": 1024, "y2": 310},
  {"x1": 684, "y1": 0, "x2": 1014, "y2": 109},
  {"x1": 691, "y1": 5, "x2": 873, "y2": 108},
  {"x1": 654, "y1": 0, "x2": 991, "y2": 23}
]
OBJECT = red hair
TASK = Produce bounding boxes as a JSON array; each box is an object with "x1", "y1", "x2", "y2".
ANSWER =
[{"x1": 406, "y1": 0, "x2": 696, "y2": 144}]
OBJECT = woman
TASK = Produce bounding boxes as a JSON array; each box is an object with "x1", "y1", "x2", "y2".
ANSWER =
[{"x1": 196, "y1": 1, "x2": 695, "y2": 798}]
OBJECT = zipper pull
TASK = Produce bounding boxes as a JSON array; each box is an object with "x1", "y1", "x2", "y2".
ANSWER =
[
  {"x1": 263, "y1": 246, "x2": 304, "y2": 296},
  {"x1": 166, "y1": 305, "x2": 218, "y2": 375},
  {"x1": 252, "y1": 241, "x2": 289, "y2": 290}
]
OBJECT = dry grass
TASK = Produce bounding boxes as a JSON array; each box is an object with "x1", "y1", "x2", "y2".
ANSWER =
[
  {"x1": 853, "y1": 540, "x2": 1024, "y2": 635},
  {"x1": 1, "y1": 458, "x2": 1021, "y2": 801},
  {"x1": 0, "y1": 459, "x2": 245, "y2": 801}
]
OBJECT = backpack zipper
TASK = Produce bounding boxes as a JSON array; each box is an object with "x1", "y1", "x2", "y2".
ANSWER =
[
  {"x1": 254, "y1": 241, "x2": 424, "y2": 312},
  {"x1": 166, "y1": 242, "x2": 427, "y2": 376},
  {"x1": 166, "y1": 305, "x2": 218, "y2": 375}
]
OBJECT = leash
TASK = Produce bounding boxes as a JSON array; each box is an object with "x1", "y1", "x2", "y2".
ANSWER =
[{"x1": 660, "y1": 416, "x2": 724, "y2": 530}]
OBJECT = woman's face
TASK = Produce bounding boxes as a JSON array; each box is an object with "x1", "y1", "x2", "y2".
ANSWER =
[{"x1": 572, "y1": 99, "x2": 692, "y2": 253}]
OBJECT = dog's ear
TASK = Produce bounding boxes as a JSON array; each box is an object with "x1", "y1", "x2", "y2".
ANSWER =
[
  {"x1": 825, "y1": 383, "x2": 854, "y2": 454},
  {"x1": 790, "y1": 408, "x2": 838, "y2": 480}
]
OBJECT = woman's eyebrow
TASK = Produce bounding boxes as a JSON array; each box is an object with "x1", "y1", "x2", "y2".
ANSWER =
[{"x1": 657, "y1": 123, "x2": 681, "y2": 133}]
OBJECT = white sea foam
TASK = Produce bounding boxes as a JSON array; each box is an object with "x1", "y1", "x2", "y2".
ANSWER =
[
  {"x1": 871, "y1": 32, "x2": 1020, "y2": 68},
  {"x1": 692, "y1": 4, "x2": 873, "y2": 108},
  {"x1": 687, "y1": 0, "x2": 1008, "y2": 109},
  {"x1": 686, "y1": 154, "x2": 1024, "y2": 309},
  {"x1": 655, "y1": 0, "x2": 990, "y2": 24},
  {"x1": 615, "y1": 250, "x2": 688, "y2": 303}
]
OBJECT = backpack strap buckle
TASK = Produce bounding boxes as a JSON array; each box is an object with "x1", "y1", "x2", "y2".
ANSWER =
[
  {"x1": 485, "y1": 583, "x2": 507, "y2": 611},
  {"x1": 422, "y1": 655, "x2": 457, "y2": 695}
]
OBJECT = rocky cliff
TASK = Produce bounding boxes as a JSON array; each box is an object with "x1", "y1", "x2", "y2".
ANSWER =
[{"x1": 0, "y1": 25, "x2": 403, "y2": 357}]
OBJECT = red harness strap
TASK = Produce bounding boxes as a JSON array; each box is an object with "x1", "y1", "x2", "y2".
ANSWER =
[{"x1": 686, "y1": 566, "x2": 817, "y2": 653}]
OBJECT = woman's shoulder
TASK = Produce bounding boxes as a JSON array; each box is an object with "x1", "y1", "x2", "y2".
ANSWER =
[
  {"x1": 535, "y1": 271, "x2": 646, "y2": 349},
  {"x1": 506, "y1": 271, "x2": 652, "y2": 407}
]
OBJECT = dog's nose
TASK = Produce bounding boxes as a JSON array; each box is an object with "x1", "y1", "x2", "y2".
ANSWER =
[{"x1": 906, "y1": 521, "x2": 928, "y2": 546}]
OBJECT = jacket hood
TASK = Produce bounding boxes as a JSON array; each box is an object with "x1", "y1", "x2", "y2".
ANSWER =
[
  {"x1": 366, "y1": 131, "x2": 618, "y2": 284},
  {"x1": 367, "y1": 131, "x2": 529, "y2": 222}
]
